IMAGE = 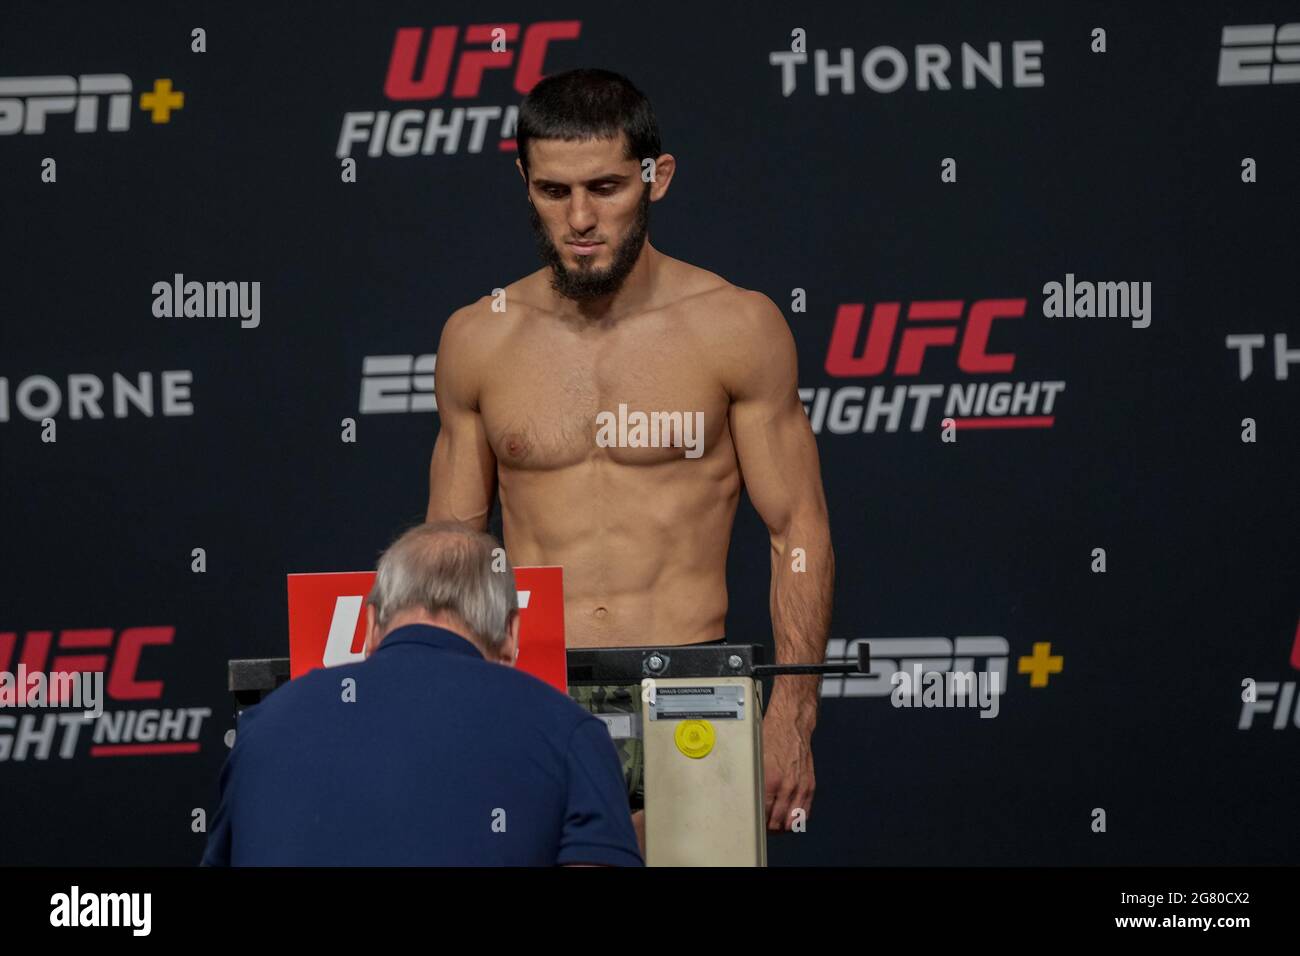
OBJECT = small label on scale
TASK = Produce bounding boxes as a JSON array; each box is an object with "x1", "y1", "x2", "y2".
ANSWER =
[
  {"x1": 648, "y1": 685, "x2": 744, "y2": 720},
  {"x1": 594, "y1": 713, "x2": 639, "y2": 739}
]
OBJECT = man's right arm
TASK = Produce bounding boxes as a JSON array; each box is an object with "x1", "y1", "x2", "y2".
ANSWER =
[
  {"x1": 426, "y1": 306, "x2": 497, "y2": 530},
  {"x1": 558, "y1": 718, "x2": 644, "y2": 867}
]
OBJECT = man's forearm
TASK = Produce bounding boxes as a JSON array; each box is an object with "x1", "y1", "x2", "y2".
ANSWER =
[
  {"x1": 425, "y1": 497, "x2": 490, "y2": 531},
  {"x1": 767, "y1": 513, "x2": 834, "y2": 730},
  {"x1": 425, "y1": 459, "x2": 493, "y2": 530}
]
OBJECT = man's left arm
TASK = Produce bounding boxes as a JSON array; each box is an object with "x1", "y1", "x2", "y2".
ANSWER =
[{"x1": 724, "y1": 291, "x2": 835, "y2": 833}]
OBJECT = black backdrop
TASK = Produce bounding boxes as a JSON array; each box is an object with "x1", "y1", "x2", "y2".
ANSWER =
[{"x1": 1, "y1": 0, "x2": 1296, "y2": 866}]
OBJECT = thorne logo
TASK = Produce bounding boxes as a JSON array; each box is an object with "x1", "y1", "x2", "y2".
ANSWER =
[
  {"x1": 338, "y1": 21, "x2": 581, "y2": 158},
  {"x1": 50, "y1": 886, "x2": 150, "y2": 936},
  {"x1": 595, "y1": 404, "x2": 705, "y2": 459},
  {"x1": 1042, "y1": 274, "x2": 1151, "y2": 328},
  {"x1": 1217, "y1": 24, "x2": 1300, "y2": 86},
  {"x1": 803, "y1": 298, "x2": 1065, "y2": 433},
  {"x1": 0, "y1": 75, "x2": 184, "y2": 134},
  {"x1": 821, "y1": 637, "x2": 1010, "y2": 699},
  {"x1": 1225, "y1": 334, "x2": 1299, "y2": 381},
  {"x1": 152, "y1": 275, "x2": 260, "y2": 328},
  {"x1": 769, "y1": 38, "x2": 1043, "y2": 96},
  {"x1": 360, "y1": 354, "x2": 437, "y2": 413},
  {"x1": 0, "y1": 371, "x2": 194, "y2": 422}
]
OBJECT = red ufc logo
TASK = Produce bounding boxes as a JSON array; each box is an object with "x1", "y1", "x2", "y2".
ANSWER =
[
  {"x1": 825, "y1": 299, "x2": 1024, "y2": 377},
  {"x1": 0, "y1": 627, "x2": 173, "y2": 702},
  {"x1": 384, "y1": 21, "x2": 582, "y2": 100}
]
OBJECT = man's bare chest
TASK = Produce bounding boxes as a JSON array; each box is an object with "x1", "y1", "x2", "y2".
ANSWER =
[{"x1": 479, "y1": 327, "x2": 730, "y2": 470}]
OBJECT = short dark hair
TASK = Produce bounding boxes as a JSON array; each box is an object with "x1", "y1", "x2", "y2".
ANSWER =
[{"x1": 516, "y1": 68, "x2": 662, "y2": 179}]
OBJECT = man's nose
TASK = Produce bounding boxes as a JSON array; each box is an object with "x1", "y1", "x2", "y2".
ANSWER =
[{"x1": 566, "y1": 192, "x2": 597, "y2": 234}]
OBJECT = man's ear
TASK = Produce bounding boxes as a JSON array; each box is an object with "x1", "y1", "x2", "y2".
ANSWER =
[
  {"x1": 648, "y1": 152, "x2": 676, "y2": 202},
  {"x1": 364, "y1": 603, "x2": 379, "y2": 657},
  {"x1": 503, "y1": 611, "x2": 521, "y2": 665},
  {"x1": 515, "y1": 157, "x2": 527, "y2": 185}
]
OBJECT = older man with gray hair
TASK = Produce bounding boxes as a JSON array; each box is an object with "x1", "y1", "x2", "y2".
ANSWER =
[{"x1": 201, "y1": 522, "x2": 643, "y2": 866}]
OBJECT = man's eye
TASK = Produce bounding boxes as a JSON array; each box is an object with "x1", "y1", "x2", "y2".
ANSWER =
[{"x1": 540, "y1": 185, "x2": 614, "y2": 197}]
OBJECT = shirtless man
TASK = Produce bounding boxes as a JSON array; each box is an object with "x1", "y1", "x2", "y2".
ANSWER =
[{"x1": 426, "y1": 69, "x2": 833, "y2": 847}]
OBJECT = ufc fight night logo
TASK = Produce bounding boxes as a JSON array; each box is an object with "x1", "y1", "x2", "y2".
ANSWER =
[
  {"x1": 1237, "y1": 621, "x2": 1300, "y2": 731},
  {"x1": 338, "y1": 20, "x2": 581, "y2": 157},
  {"x1": 801, "y1": 298, "x2": 1066, "y2": 433},
  {"x1": 383, "y1": 22, "x2": 581, "y2": 99},
  {"x1": 0, "y1": 628, "x2": 210, "y2": 761},
  {"x1": 825, "y1": 299, "x2": 1022, "y2": 378}
]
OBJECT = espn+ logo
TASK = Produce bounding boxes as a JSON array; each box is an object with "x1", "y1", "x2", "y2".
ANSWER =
[
  {"x1": 0, "y1": 75, "x2": 184, "y2": 134},
  {"x1": 359, "y1": 354, "x2": 436, "y2": 414},
  {"x1": 0, "y1": 75, "x2": 131, "y2": 134},
  {"x1": 821, "y1": 637, "x2": 1010, "y2": 698},
  {"x1": 1218, "y1": 24, "x2": 1300, "y2": 85}
]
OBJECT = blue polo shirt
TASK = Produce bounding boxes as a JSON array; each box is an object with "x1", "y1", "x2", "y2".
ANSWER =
[{"x1": 201, "y1": 624, "x2": 642, "y2": 866}]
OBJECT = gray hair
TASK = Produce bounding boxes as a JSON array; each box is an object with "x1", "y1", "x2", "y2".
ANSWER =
[{"x1": 367, "y1": 522, "x2": 517, "y2": 649}]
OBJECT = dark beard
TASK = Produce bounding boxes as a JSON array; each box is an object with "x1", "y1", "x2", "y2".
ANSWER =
[{"x1": 528, "y1": 185, "x2": 651, "y2": 302}]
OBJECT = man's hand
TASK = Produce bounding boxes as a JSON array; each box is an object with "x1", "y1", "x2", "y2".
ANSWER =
[
  {"x1": 762, "y1": 708, "x2": 815, "y2": 832},
  {"x1": 631, "y1": 809, "x2": 646, "y2": 858}
]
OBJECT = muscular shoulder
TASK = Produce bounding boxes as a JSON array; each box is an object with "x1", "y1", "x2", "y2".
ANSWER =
[
  {"x1": 442, "y1": 292, "x2": 513, "y2": 351},
  {"x1": 447, "y1": 268, "x2": 551, "y2": 331},
  {"x1": 686, "y1": 283, "x2": 797, "y2": 399},
  {"x1": 657, "y1": 257, "x2": 784, "y2": 330},
  {"x1": 704, "y1": 284, "x2": 788, "y2": 336},
  {"x1": 438, "y1": 279, "x2": 542, "y2": 397},
  {"x1": 436, "y1": 299, "x2": 498, "y2": 410}
]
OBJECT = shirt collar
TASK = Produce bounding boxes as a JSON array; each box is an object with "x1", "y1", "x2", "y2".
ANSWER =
[{"x1": 375, "y1": 624, "x2": 485, "y2": 661}]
